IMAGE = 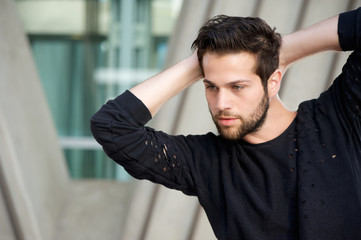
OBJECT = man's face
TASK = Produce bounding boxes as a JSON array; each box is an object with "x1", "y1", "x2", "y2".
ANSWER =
[{"x1": 202, "y1": 52, "x2": 269, "y2": 140}]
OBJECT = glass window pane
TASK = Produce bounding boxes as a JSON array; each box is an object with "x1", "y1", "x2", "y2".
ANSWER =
[{"x1": 15, "y1": 0, "x2": 183, "y2": 180}]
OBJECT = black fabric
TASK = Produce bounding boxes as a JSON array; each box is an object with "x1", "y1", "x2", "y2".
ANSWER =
[
  {"x1": 338, "y1": 7, "x2": 361, "y2": 51},
  {"x1": 90, "y1": 8, "x2": 361, "y2": 240},
  {"x1": 224, "y1": 121, "x2": 299, "y2": 239}
]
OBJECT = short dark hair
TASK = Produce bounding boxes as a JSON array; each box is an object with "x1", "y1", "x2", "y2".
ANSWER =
[{"x1": 191, "y1": 15, "x2": 281, "y2": 88}]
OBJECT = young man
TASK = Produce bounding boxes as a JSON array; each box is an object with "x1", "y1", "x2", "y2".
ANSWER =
[{"x1": 91, "y1": 8, "x2": 361, "y2": 240}]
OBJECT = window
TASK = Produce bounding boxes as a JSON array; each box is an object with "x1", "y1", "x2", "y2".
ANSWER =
[{"x1": 16, "y1": 0, "x2": 183, "y2": 180}]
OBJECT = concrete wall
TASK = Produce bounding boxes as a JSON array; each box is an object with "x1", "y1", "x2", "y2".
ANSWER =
[
  {"x1": 0, "y1": 1, "x2": 132, "y2": 238},
  {"x1": 0, "y1": 0, "x2": 70, "y2": 239}
]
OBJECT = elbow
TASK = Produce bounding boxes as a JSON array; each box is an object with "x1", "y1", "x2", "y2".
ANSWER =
[
  {"x1": 89, "y1": 115, "x2": 102, "y2": 144},
  {"x1": 89, "y1": 116, "x2": 118, "y2": 154},
  {"x1": 89, "y1": 114, "x2": 110, "y2": 147}
]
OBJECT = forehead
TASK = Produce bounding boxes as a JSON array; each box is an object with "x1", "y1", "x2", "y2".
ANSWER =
[{"x1": 202, "y1": 52, "x2": 259, "y2": 83}]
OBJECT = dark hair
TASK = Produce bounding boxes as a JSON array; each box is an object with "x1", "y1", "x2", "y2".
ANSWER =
[{"x1": 191, "y1": 15, "x2": 281, "y2": 88}]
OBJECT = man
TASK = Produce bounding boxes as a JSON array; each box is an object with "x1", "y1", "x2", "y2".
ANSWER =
[{"x1": 91, "y1": 7, "x2": 361, "y2": 240}]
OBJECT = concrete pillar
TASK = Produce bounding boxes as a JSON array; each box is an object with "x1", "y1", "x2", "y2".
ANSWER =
[{"x1": 0, "y1": 0, "x2": 69, "y2": 239}]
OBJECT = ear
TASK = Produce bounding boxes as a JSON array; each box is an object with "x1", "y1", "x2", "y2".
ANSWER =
[{"x1": 267, "y1": 69, "x2": 282, "y2": 97}]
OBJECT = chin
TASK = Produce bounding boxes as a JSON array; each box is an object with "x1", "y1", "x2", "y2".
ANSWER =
[{"x1": 217, "y1": 127, "x2": 243, "y2": 141}]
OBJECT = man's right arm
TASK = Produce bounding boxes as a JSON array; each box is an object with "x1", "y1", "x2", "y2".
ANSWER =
[
  {"x1": 130, "y1": 51, "x2": 202, "y2": 116},
  {"x1": 90, "y1": 51, "x2": 205, "y2": 195}
]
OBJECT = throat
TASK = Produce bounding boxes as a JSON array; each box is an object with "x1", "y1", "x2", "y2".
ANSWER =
[{"x1": 242, "y1": 108, "x2": 297, "y2": 144}]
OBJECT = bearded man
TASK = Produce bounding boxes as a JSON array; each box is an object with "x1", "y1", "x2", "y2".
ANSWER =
[{"x1": 91, "y1": 8, "x2": 361, "y2": 240}]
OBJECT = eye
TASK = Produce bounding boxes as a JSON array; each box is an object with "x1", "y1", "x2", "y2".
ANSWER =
[
  {"x1": 232, "y1": 85, "x2": 243, "y2": 90},
  {"x1": 205, "y1": 84, "x2": 217, "y2": 91}
]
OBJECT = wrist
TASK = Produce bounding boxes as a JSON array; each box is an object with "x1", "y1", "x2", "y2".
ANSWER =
[{"x1": 185, "y1": 51, "x2": 203, "y2": 82}]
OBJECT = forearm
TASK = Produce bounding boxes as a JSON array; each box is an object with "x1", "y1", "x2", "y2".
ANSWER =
[
  {"x1": 130, "y1": 52, "x2": 202, "y2": 116},
  {"x1": 279, "y1": 14, "x2": 341, "y2": 72}
]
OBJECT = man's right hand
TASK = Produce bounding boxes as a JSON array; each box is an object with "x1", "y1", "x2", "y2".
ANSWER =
[{"x1": 130, "y1": 51, "x2": 203, "y2": 116}]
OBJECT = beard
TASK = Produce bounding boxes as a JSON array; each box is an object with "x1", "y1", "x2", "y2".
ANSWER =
[{"x1": 211, "y1": 92, "x2": 269, "y2": 141}]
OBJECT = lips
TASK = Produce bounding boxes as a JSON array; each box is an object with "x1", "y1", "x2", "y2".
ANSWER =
[{"x1": 218, "y1": 117, "x2": 238, "y2": 126}]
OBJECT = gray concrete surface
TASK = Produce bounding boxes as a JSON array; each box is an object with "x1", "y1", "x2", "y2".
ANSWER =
[{"x1": 0, "y1": 1, "x2": 131, "y2": 239}]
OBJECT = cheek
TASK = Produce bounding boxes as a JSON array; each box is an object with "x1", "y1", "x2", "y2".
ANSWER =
[
  {"x1": 236, "y1": 90, "x2": 265, "y2": 112},
  {"x1": 244, "y1": 87, "x2": 266, "y2": 103}
]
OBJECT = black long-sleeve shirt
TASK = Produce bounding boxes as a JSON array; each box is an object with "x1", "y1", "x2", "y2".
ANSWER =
[{"x1": 91, "y1": 8, "x2": 361, "y2": 240}]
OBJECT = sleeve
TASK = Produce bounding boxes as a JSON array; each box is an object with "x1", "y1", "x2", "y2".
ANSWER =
[
  {"x1": 90, "y1": 90, "x2": 209, "y2": 196},
  {"x1": 325, "y1": 7, "x2": 361, "y2": 134},
  {"x1": 337, "y1": 7, "x2": 361, "y2": 119},
  {"x1": 330, "y1": 51, "x2": 361, "y2": 132},
  {"x1": 338, "y1": 7, "x2": 361, "y2": 51}
]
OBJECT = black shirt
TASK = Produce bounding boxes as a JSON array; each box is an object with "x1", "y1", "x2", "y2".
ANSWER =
[{"x1": 235, "y1": 120, "x2": 298, "y2": 239}]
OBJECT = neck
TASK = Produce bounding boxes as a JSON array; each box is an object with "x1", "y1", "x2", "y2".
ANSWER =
[{"x1": 242, "y1": 95, "x2": 296, "y2": 144}]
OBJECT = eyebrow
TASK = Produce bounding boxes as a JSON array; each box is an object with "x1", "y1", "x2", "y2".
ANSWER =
[{"x1": 203, "y1": 79, "x2": 251, "y2": 87}]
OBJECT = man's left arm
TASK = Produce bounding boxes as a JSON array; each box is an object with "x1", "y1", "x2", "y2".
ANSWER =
[
  {"x1": 279, "y1": 13, "x2": 340, "y2": 73},
  {"x1": 279, "y1": 7, "x2": 361, "y2": 74}
]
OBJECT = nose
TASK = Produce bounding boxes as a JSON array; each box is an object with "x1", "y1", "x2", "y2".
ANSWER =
[{"x1": 215, "y1": 90, "x2": 231, "y2": 111}]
